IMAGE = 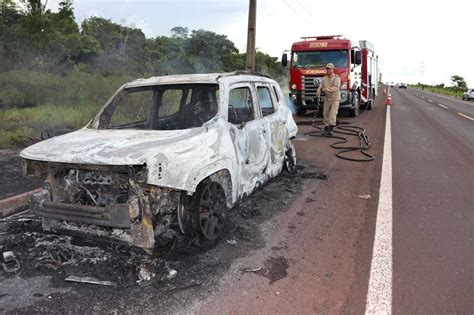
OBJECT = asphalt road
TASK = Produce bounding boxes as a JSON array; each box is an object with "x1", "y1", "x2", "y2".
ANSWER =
[{"x1": 390, "y1": 87, "x2": 474, "y2": 313}]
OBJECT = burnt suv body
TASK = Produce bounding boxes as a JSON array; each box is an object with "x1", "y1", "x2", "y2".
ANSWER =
[{"x1": 20, "y1": 72, "x2": 298, "y2": 249}]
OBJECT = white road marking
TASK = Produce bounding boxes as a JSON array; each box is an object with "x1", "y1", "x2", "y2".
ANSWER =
[
  {"x1": 428, "y1": 99, "x2": 434, "y2": 103},
  {"x1": 365, "y1": 106, "x2": 393, "y2": 314},
  {"x1": 437, "y1": 104, "x2": 448, "y2": 109},
  {"x1": 420, "y1": 96, "x2": 425, "y2": 99},
  {"x1": 457, "y1": 112, "x2": 474, "y2": 121}
]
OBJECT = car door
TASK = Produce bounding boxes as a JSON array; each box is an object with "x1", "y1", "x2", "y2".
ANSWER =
[
  {"x1": 254, "y1": 83, "x2": 287, "y2": 171},
  {"x1": 227, "y1": 83, "x2": 269, "y2": 195}
]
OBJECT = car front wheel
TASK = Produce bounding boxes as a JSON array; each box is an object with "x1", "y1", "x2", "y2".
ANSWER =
[{"x1": 191, "y1": 179, "x2": 227, "y2": 241}]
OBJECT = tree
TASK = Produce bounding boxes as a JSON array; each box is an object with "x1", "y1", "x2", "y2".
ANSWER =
[
  {"x1": 81, "y1": 17, "x2": 147, "y2": 74},
  {"x1": 185, "y1": 29, "x2": 238, "y2": 72},
  {"x1": 451, "y1": 75, "x2": 467, "y2": 91},
  {"x1": 171, "y1": 26, "x2": 188, "y2": 39}
]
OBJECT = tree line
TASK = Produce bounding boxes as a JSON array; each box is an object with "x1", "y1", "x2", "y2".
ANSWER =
[{"x1": 0, "y1": 0, "x2": 284, "y2": 77}]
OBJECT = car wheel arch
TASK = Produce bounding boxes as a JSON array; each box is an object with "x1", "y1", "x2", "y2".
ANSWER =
[{"x1": 188, "y1": 164, "x2": 235, "y2": 207}]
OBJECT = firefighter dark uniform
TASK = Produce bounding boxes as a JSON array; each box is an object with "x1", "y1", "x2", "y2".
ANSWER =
[{"x1": 316, "y1": 63, "x2": 341, "y2": 135}]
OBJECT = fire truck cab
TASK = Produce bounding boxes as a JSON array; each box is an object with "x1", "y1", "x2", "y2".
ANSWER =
[{"x1": 282, "y1": 35, "x2": 378, "y2": 116}]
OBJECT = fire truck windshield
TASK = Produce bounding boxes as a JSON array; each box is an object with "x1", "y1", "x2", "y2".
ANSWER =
[{"x1": 292, "y1": 50, "x2": 348, "y2": 69}]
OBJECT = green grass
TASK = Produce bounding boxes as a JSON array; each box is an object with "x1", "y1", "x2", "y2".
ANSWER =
[
  {"x1": 0, "y1": 70, "x2": 134, "y2": 148},
  {"x1": 0, "y1": 102, "x2": 100, "y2": 147},
  {"x1": 410, "y1": 84, "x2": 464, "y2": 98}
]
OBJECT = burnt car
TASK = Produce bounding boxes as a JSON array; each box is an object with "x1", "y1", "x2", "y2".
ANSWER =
[{"x1": 20, "y1": 72, "x2": 298, "y2": 249}]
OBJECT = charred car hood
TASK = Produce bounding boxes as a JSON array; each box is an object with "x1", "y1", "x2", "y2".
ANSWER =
[{"x1": 20, "y1": 127, "x2": 207, "y2": 165}]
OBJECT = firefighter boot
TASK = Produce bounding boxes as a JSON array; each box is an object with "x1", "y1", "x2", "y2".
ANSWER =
[
  {"x1": 323, "y1": 125, "x2": 330, "y2": 135},
  {"x1": 327, "y1": 125, "x2": 334, "y2": 136}
]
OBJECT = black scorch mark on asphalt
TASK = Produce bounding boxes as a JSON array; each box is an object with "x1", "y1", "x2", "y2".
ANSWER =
[{"x1": 255, "y1": 256, "x2": 289, "y2": 284}]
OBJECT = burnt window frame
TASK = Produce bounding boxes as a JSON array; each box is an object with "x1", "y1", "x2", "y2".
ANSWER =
[
  {"x1": 255, "y1": 83, "x2": 276, "y2": 117},
  {"x1": 271, "y1": 84, "x2": 281, "y2": 103},
  {"x1": 99, "y1": 86, "x2": 158, "y2": 130},
  {"x1": 96, "y1": 83, "x2": 219, "y2": 130},
  {"x1": 227, "y1": 83, "x2": 257, "y2": 125}
]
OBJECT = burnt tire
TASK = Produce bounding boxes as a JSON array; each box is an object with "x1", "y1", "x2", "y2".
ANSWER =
[
  {"x1": 191, "y1": 180, "x2": 227, "y2": 241},
  {"x1": 283, "y1": 140, "x2": 297, "y2": 173}
]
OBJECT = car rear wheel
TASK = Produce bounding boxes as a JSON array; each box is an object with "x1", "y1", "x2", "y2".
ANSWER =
[{"x1": 283, "y1": 140, "x2": 296, "y2": 173}]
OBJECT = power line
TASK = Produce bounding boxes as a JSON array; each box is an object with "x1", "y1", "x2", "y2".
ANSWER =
[
  {"x1": 282, "y1": 0, "x2": 313, "y2": 24},
  {"x1": 292, "y1": 0, "x2": 312, "y2": 19},
  {"x1": 295, "y1": 0, "x2": 321, "y2": 25},
  {"x1": 283, "y1": 0, "x2": 320, "y2": 26}
]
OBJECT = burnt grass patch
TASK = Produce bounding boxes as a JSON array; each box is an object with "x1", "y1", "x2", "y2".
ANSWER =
[
  {"x1": 0, "y1": 164, "x2": 320, "y2": 313},
  {"x1": 0, "y1": 150, "x2": 44, "y2": 200}
]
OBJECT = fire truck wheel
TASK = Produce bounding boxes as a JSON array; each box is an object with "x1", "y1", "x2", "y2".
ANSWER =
[
  {"x1": 349, "y1": 97, "x2": 360, "y2": 117},
  {"x1": 296, "y1": 107, "x2": 306, "y2": 116},
  {"x1": 366, "y1": 99, "x2": 373, "y2": 110}
]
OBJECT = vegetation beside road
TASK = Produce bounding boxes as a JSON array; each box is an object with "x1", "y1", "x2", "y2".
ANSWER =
[
  {"x1": 0, "y1": 0, "x2": 286, "y2": 148},
  {"x1": 409, "y1": 75, "x2": 468, "y2": 99},
  {"x1": 409, "y1": 84, "x2": 463, "y2": 98}
]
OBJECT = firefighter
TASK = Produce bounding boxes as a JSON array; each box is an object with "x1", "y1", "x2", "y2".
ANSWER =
[{"x1": 316, "y1": 63, "x2": 341, "y2": 135}]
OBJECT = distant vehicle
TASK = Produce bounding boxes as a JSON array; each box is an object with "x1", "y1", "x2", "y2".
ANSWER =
[
  {"x1": 282, "y1": 35, "x2": 379, "y2": 116},
  {"x1": 399, "y1": 83, "x2": 407, "y2": 89},
  {"x1": 463, "y1": 89, "x2": 474, "y2": 101},
  {"x1": 389, "y1": 82, "x2": 395, "y2": 87}
]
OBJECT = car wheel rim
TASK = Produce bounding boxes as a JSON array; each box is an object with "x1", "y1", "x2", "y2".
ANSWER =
[{"x1": 197, "y1": 182, "x2": 226, "y2": 240}]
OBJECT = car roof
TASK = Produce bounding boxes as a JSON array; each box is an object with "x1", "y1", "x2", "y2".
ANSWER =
[{"x1": 124, "y1": 71, "x2": 275, "y2": 88}]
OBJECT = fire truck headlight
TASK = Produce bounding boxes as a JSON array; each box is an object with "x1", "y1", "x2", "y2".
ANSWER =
[
  {"x1": 340, "y1": 83, "x2": 347, "y2": 90},
  {"x1": 340, "y1": 91, "x2": 348, "y2": 102},
  {"x1": 291, "y1": 84, "x2": 297, "y2": 90}
]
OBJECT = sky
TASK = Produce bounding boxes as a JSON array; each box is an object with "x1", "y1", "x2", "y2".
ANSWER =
[{"x1": 46, "y1": 0, "x2": 474, "y2": 87}]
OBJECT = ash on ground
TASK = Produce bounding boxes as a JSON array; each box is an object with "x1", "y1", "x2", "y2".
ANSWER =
[
  {"x1": 0, "y1": 150, "x2": 44, "y2": 200},
  {"x1": 0, "y1": 164, "x2": 321, "y2": 313}
]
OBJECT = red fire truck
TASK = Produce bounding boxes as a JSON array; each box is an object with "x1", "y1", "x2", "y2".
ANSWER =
[{"x1": 282, "y1": 35, "x2": 379, "y2": 116}]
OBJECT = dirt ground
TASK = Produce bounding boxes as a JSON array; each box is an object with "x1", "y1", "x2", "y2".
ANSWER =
[{"x1": 0, "y1": 150, "x2": 43, "y2": 200}]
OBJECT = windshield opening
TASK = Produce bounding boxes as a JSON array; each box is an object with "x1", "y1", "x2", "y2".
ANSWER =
[
  {"x1": 292, "y1": 50, "x2": 348, "y2": 69},
  {"x1": 97, "y1": 84, "x2": 219, "y2": 130}
]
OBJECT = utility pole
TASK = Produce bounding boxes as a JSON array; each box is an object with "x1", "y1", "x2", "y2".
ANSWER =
[{"x1": 245, "y1": 0, "x2": 256, "y2": 72}]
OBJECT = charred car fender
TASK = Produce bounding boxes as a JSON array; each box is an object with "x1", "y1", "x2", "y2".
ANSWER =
[{"x1": 186, "y1": 161, "x2": 235, "y2": 207}]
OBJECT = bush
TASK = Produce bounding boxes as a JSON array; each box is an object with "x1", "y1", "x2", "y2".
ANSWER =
[
  {"x1": 0, "y1": 69, "x2": 132, "y2": 108},
  {"x1": 0, "y1": 70, "x2": 133, "y2": 148},
  {"x1": 409, "y1": 83, "x2": 463, "y2": 98}
]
